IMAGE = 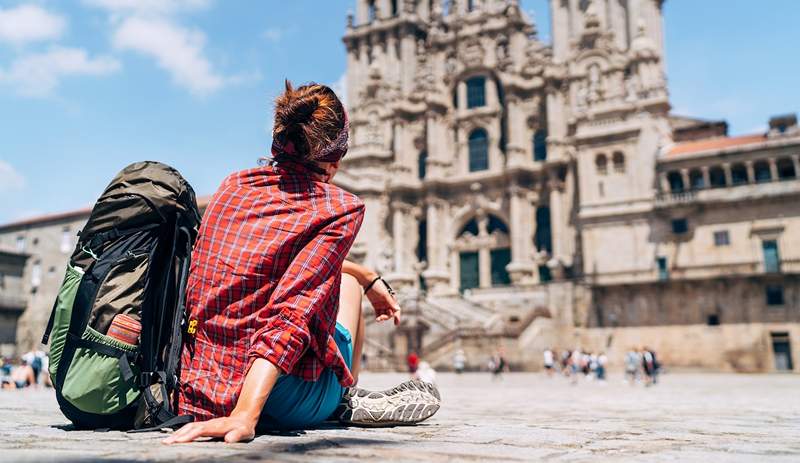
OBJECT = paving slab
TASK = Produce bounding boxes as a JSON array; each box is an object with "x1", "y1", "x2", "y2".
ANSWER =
[{"x1": 1, "y1": 372, "x2": 799, "y2": 462}]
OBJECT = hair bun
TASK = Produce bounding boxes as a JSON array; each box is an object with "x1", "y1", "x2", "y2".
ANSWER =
[
  {"x1": 286, "y1": 95, "x2": 319, "y2": 124},
  {"x1": 273, "y1": 79, "x2": 346, "y2": 162}
]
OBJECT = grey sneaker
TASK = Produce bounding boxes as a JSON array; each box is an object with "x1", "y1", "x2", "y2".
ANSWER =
[{"x1": 334, "y1": 379, "x2": 441, "y2": 427}]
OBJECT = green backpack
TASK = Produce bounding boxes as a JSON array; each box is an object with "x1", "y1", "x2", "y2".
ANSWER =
[{"x1": 42, "y1": 161, "x2": 201, "y2": 431}]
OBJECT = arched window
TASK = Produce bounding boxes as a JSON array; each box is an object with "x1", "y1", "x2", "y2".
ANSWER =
[
  {"x1": 612, "y1": 151, "x2": 625, "y2": 173},
  {"x1": 467, "y1": 0, "x2": 475, "y2": 12},
  {"x1": 468, "y1": 128, "x2": 489, "y2": 172},
  {"x1": 391, "y1": 0, "x2": 398, "y2": 16},
  {"x1": 533, "y1": 129, "x2": 548, "y2": 161},
  {"x1": 667, "y1": 171, "x2": 684, "y2": 193},
  {"x1": 730, "y1": 163, "x2": 748, "y2": 185},
  {"x1": 595, "y1": 153, "x2": 608, "y2": 174},
  {"x1": 418, "y1": 150, "x2": 428, "y2": 179},
  {"x1": 754, "y1": 160, "x2": 772, "y2": 183},
  {"x1": 457, "y1": 214, "x2": 511, "y2": 290},
  {"x1": 777, "y1": 158, "x2": 797, "y2": 180},
  {"x1": 487, "y1": 215, "x2": 509, "y2": 234},
  {"x1": 689, "y1": 169, "x2": 704, "y2": 189},
  {"x1": 460, "y1": 218, "x2": 479, "y2": 236},
  {"x1": 709, "y1": 166, "x2": 726, "y2": 187},
  {"x1": 466, "y1": 76, "x2": 486, "y2": 108}
]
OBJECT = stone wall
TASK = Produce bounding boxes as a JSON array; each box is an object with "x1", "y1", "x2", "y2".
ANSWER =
[{"x1": 588, "y1": 275, "x2": 800, "y2": 327}]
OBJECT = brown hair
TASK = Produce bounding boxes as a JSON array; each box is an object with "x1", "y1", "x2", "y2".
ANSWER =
[{"x1": 273, "y1": 80, "x2": 346, "y2": 162}]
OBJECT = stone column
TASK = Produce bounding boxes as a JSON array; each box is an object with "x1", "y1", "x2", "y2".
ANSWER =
[
  {"x1": 386, "y1": 201, "x2": 416, "y2": 290},
  {"x1": 458, "y1": 81, "x2": 467, "y2": 110},
  {"x1": 723, "y1": 163, "x2": 733, "y2": 186},
  {"x1": 680, "y1": 169, "x2": 690, "y2": 190},
  {"x1": 658, "y1": 172, "x2": 670, "y2": 194},
  {"x1": 422, "y1": 199, "x2": 452, "y2": 294},
  {"x1": 506, "y1": 185, "x2": 535, "y2": 283},
  {"x1": 768, "y1": 158, "x2": 779, "y2": 181},
  {"x1": 357, "y1": 0, "x2": 369, "y2": 24},
  {"x1": 505, "y1": 95, "x2": 528, "y2": 167},
  {"x1": 792, "y1": 155, "x2": 800, "y2": 178},
  {"x1": 550, "y1": 0, "x2": 570, "y2": 62},
  {"x1": 548, "y1": 179, "x2": 567, "y2": 279},
  {"x1": 425, "y1": 113, "x2": 450, "y2": 179},
  {"x1": 745, "y1": 161, "x2": 755, "y2": 183},
  {"x1": 391, "y1": 203, "x2": 406, "y2": 273},
  {"x1": 476, "y1": 213, "x2": 491, "y2": 288},
  {"x1": 346, "y1": 48, "x2": 358, "y2": 108}
]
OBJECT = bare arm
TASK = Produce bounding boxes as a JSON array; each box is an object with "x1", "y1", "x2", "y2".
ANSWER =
[
  {"x1": 163, "y1": 358, "x2": 279, "y2": 444},
  {"x1": 342, "y1": 259, "x2": 378, "y2": 287},
  {"x1": 342, "y1": 260, "x2": 401, "y2": 326}
]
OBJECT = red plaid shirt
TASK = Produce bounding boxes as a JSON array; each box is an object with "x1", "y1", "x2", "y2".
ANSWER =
[{"x1": 177, "y1": 162, "x2": 364, "y2": 420}]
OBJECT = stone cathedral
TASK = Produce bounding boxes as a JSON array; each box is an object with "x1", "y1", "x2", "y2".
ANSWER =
[
  {"x1": 1, "y1": 0, "x2": 799, "y2": 373},
  {"x1": 332, "y1": 0, "x2": 800, "y2": 372}
]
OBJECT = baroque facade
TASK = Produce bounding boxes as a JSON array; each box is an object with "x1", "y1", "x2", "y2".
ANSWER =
[
  {"x1": 0, "y1": 0, "x2": 798, "y2": 373},
  {"x1": 335, "y1": 0, "x2": 800, "y2": 372}
]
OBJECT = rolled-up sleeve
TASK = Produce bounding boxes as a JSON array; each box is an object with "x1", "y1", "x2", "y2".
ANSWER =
[{"x1": 247, "y1": 200, "x2": 365, "y2": 374}]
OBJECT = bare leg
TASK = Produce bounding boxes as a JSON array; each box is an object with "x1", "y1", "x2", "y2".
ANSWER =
[{"x1": 338, "y1": 273, "x2": 365, "y2": 384}]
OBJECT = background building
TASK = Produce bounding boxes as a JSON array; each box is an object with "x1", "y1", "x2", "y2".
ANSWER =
[
  {"x1": 0, "y1": 0, "x2": 797, "y2": 373},
  {"x1": 334, "y1": 0, "x2": 800, "y2": 372}
]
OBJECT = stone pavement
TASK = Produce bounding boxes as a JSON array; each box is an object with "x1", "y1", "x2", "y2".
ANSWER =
[{"x1": 1, "y1": 372, "x2": 799, "y2": 462}]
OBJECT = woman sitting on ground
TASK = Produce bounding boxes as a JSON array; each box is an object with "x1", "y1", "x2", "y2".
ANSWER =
[{"x1": 165, "y1": 81, "x2": 439, "y2": 444}]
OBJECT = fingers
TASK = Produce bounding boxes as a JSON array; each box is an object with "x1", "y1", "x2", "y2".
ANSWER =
[
  {"x1": 163, "y1": 420, "x2": 227, "y2": 444},
  {"x1": 224, "y1": 428, "x2": 245, "y2": 443},
  {"x1": 163, "y1": 422, "x2": 206, "y2": 444}
]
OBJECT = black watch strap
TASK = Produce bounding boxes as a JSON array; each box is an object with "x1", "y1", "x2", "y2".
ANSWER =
[{"x1": 363, "y1": 276, "x2": 382, "y2": 293}]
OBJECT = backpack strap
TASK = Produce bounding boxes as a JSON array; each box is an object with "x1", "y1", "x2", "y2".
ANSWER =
[
  {"x1": 128, "y1": 414, "x2": 193, "y2": 434},
  {"x1": 81, "y1": 223, "x2": 161, "y2": 258},
  {"x1": 164, "y1": 227, "x2": 192, "y2": 391},
  {"x1": 129, "y1": 375, "x2": 194, "y2": 433},
  {"x1": 41, "y1": 298, "x2": 59, "y2": 345}
]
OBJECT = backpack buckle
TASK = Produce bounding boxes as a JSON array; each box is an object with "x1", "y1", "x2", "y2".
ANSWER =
[{"x1": 138, "y1": 372, "x2": 154, "y2": 387}]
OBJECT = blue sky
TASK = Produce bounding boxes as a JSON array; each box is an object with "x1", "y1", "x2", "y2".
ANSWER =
[{"x1": 0, "y1": 0, "x2": 798, "y2": 224}]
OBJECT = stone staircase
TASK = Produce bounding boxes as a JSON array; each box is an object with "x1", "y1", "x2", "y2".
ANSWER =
[{"x1": 362, "y1": 286, "x2": 558, "y2": 371}]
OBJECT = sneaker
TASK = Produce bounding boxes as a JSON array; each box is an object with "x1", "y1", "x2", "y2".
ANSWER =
[{"x1": 334, "y1": 379, "x2": 441, "y2": 427}]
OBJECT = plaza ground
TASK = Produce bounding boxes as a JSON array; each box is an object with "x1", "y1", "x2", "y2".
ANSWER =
[{"x1": 1, "y1": 372, "x2": 798, "y2": 462}]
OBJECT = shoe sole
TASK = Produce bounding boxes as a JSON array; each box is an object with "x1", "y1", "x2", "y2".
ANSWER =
[{"x1": 336, "y1": 380, "x2": 441, "y2": 427}]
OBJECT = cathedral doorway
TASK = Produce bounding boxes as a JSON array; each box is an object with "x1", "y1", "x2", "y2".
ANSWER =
[{"x1": 454, "y1": 214, "x2": 511, "y2": 291}]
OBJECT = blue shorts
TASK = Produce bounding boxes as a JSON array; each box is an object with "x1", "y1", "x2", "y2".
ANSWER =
[{"x1": 259, "y1": 322, "x2": 353, "y2": 430}]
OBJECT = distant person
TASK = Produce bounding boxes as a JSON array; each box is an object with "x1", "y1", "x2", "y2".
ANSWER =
[
  {"x1": 453, "y1": 349, "x2": 466, "y2": 374},
  {"x1": 408, "y1": 351, "x2": 420, "y2": 377},
  {"x1": 0, "y1": 357, "x2": 12, "y2": 388},
  {"x1": 596, "y1": 352, "x2": 607, "y2": 381},
  {"x1": 642, "y1": 347, "x2": 659, "y2": 386},
  {"x1": 543, "y1": 348, "x2": 555, "y2": 377},
  {"x1": 624, "y1": 348, "x2": 640, "y2": 385},
  {"x1": 570, "y1": 349, "x2": 582, "y2": 382},
  {"x1": 491, "y1": 349, "x2": 508, "y2": 380},
  {"x1": 560, "y1": 349, "x2": 571, "y2": 376},
  {"x1": 4, "y1": 359, "x2": 35, "y2": 389},
  {"x1": 22, "y1": 350, "x2": 44, "y2": 385},
  {"x1": 581, "y1": 351, "x2": 591, "y2": 376}
]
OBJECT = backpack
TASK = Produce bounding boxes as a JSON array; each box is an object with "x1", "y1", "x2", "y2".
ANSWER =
[{"x1": 42, "y1": 161, "x2": 202, "y2": 431}]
